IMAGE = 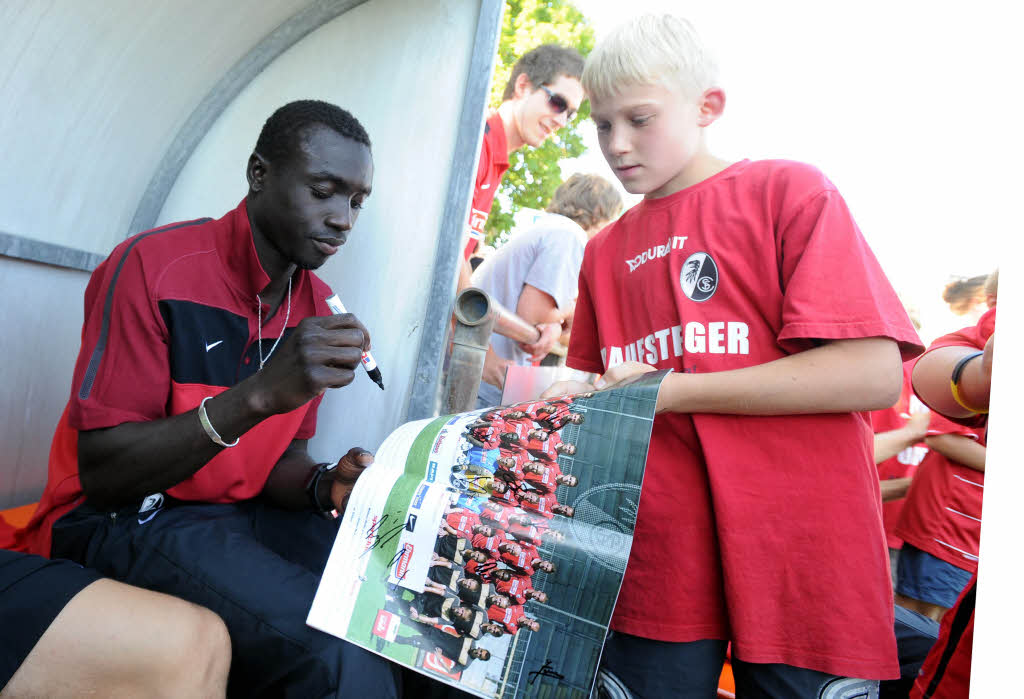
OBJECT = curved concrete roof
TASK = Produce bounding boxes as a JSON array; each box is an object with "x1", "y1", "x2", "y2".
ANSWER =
[{"x1": 0, "y1": 0, "x2": 363, "y2": 257}]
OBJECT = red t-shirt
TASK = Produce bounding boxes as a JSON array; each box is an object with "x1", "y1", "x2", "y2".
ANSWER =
[
  {"x1": 471, "y1": 530, "x2": 511, "y2": 559},
  {"x1": 522, "y1": 465, "x2": 558, "y2": 493},
  {"x1": 463, "y1": 112, "x2": 509, "y2": 259},
  {"x1": 495, "y1": 454, "x2": 526, "y2": 482},
  {"x1": 896, "y1": 308, "x2": 993, "y2": 574},
  {"x1": 489, "y1": 484, "x2": 520, "y2": 509},
  {"x1": 495, "y1": 574, "x2": 534, "y2": 605},
  {"x1": 519, "y1": 492, "x2": 555, "y2": 519},
  {"x1": 479, "y1": 503, "x2": 513, "y2": 530},
  {"x1": 487, "y1": 603, "x2": 527, "y2": 635},
  {"x1": 508, "y1": 521, "x2": 543, "y2": 546},
  {"x1": 870, "y1": 364, "x2": 929, "y2": 549},
  {"x1": 526, "y1": 431, "x2": 561, "y2": 462},
  {"x1": 6, "y1": 201, "x2": 326, "y2": 557},
  {"x1": 511, "y1": 397, "x2": 574, "y2": 424},
  {"x1": 499, "y1": 546, "x2": 539, "y2": 573},
  {"x1": 894, "y1": 413, "x2": 984, "y2": 573},
  {"x1": 567, "y1": 159, "x2": 922, "y2": 679},
  {"x1": 446, "y1": 509, "x2": 481, "y2": 538}
]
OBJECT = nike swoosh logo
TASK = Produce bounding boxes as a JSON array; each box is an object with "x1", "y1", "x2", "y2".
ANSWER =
[{"x1": 205, "y1": 340, "x2": 223, "y2": 352}]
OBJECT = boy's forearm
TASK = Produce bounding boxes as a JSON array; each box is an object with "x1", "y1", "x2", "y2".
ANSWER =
[
  {"x1": 880, "y1": 477, "x2": 913, "y2": 501},
  {"x1": 873, "y1": 426, "x2": 920, "y2": 464},
  {"x1": 924, "y1": 434, "x2": 986, "y2": 472},
  {"x1": 656, "y1": 338, "x2": 902, "y2": 415}
]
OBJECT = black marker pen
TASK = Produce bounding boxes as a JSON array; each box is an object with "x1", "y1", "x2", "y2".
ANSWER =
[{"x1": 326, "y1": 294, "x2": 384, "y2": 390}]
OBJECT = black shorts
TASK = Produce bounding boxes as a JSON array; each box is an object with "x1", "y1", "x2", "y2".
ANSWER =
[{"x1": 0, "y1": 549, "x2": 102, "y2": 690}]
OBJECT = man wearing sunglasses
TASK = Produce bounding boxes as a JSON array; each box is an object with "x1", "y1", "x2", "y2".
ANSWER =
[{"x1": 460, "y1": 43, "x2": 585, "y2": 270}]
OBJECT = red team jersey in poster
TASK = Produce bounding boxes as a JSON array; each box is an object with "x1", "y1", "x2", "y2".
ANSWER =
[{"x1": 567, "y1": 160, "x2": 923, "y2": 679}]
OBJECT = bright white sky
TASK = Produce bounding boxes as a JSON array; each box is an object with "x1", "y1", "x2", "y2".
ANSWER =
[{"x1": 560, "y1": 0, "x2": 1015, "y2": 344}]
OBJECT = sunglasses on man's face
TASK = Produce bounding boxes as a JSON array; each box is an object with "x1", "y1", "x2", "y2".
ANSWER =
[{"x1": 539, "y1": 85, "x2": 577, "y2": 122}]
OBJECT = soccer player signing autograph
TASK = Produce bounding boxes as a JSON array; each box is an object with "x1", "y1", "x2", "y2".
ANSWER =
[{"x1": 544, "y1": 15, "x2": 923, "y2": 698}]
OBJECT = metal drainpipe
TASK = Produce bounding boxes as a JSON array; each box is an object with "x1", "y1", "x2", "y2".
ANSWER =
[
  {"x1": 443, "y1": 288, "x2": 544, "y2": 415},
  {"x1": 444, "y1": 287, "x2": 496, "y2": 415},
  {"x1": 488, "y1": 297, "x2": 541, "y2": 346}
]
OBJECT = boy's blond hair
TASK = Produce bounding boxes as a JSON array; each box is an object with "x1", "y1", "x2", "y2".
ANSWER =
[{"x1": 582, "y1": 14, "x2": 719, "y2": 102}]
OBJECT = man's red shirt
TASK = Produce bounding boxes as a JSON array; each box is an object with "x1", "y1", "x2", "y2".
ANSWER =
[
  {"x1": 463, "y1": 113, "x2": 509, "y2": 259},
  {"x1": 5, "y1": 201, "x2": 327, "y2": 557}
]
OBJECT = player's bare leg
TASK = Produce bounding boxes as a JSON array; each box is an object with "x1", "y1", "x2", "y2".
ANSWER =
[
  {"x1": 895, "y1": 592, "x2": 948, "y2": 622},
  {"x1": 2, "y1": 578, "x2": 231, "y2": 699}
]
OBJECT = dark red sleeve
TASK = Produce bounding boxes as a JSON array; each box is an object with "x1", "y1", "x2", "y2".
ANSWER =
[
  {"x1": 68, "y1": 240, "x2": 172, "y2": 430},
  {"x1": 925, "y1": 410, "x2": 983, "y2": 441},
  {"x1": 294, "y1": 394, "x2": 323, "y2": 439}
]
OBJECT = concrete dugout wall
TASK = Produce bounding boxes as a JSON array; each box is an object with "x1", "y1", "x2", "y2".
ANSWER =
[{"x1": 0, "y1": 0, "x2": 503, "y2": 507}]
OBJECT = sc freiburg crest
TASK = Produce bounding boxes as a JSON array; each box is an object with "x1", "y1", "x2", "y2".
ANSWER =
[{"x1": 680, "y1": 252, "x2": 719, "y2": 302}]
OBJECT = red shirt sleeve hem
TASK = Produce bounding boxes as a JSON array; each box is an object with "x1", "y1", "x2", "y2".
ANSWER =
[
  {"x1": 778, "y1": 320, "x2": 924, "y2": 360},
  {"x1": 69, "y1": 405, "x2": 158, "y2": 432}
]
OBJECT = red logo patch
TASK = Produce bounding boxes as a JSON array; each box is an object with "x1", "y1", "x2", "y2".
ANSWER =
[{"x1": 395, "y1": 543, "x2": 414, "y2": 580}]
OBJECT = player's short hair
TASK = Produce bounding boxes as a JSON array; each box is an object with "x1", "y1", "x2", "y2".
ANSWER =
[
  {"x1": 547, "y1": 174, "x2": 623, "y2": 231},
  {"x1": 583, "y1": 14, "x2": 719, "y2": 102},
  {"x1": 503, "y1": 44, "x2": 585, "y2": 101},
  {"x1": 254, "y1": 100, "x2": 371, "y2": 165}
]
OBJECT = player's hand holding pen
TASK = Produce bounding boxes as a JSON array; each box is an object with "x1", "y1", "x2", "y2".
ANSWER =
[
  {"x1": 326, "y1": 295, "x2": 384, "y2": 390},
  {"x1": 244, "y1": 312, "x2": 373, "y2": 415}
]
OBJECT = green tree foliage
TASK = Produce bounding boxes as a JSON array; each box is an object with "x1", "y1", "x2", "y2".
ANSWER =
[{"x1": 483, "y1": 0, "x2": 596, "y2": 247}]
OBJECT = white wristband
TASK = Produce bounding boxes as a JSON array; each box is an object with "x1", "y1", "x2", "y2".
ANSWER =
[{"x1": 198, "y1": 396, "x2": 239, "y2": 448}]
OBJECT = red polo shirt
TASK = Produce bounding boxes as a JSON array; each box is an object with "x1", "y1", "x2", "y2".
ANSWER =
[
  {"x1": 463, "y1": 112, "x2": 509, "y2": 259},
  {"x1": 8, "y1": 200, "x2": 327, "y2": 557}
]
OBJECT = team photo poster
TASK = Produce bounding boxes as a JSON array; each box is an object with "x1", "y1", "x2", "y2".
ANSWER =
[{"x1": 308, "y1": 370, "x2": 667, "y2": 698}]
